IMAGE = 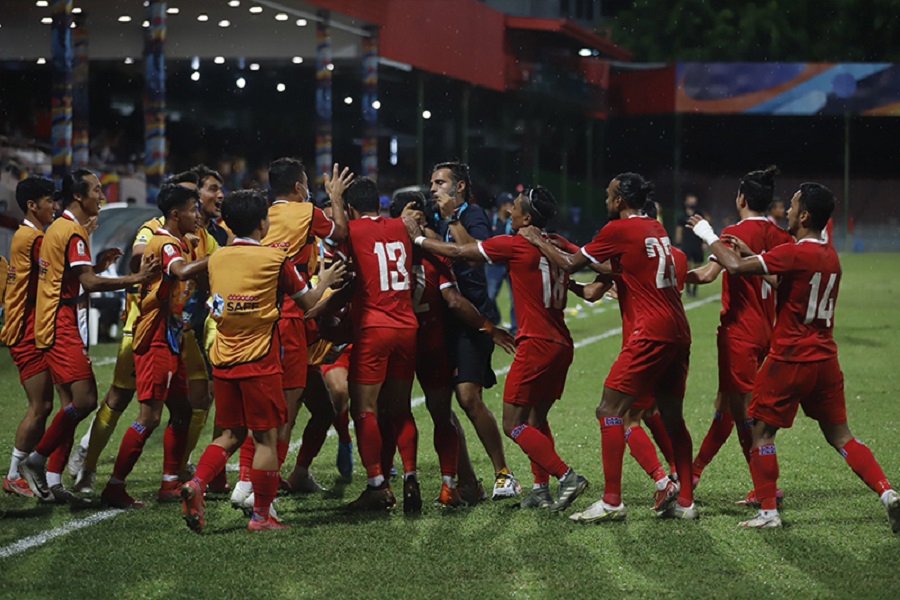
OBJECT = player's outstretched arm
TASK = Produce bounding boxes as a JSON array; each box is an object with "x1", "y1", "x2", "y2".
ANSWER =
[
  {"x1": 441, "y1": 284, "x2": 516, "y2": 354},
  {"x1": 688, "y1": 216, "x2": 765, "y2": 276},
  {"x1": 517, "y1": 225, "x2": 589, "y2": 274},
  {"x1": 291, "y1": 260, "x2": 348, "y2": 311},
  {"x1": 169, "y1": 256, "x2": 210, "y2": 281},
  {"x1": 77, "y1": 251, "x2": 160, "y2": 292},
  {"x1": 686, "y1": 260, "x2": 723, "y2": 285},
  {"x1": 323, "y1": 163, "x2": 352, "y2": 242},
  {"x1": 569, "y1": 275, "x2": 614, "y2": 302},
  {"x1": 404, "y1": 217, "x2": 484, "y2": 262}
]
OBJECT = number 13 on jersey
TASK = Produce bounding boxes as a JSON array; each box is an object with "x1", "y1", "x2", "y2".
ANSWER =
[{"x1": 374, "y1": 241, "x2": 410, "y2": 291}]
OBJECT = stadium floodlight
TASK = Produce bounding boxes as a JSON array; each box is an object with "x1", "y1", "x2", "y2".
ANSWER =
[
  {"x1": 214, "y1": 56, "x2": 225, "y2": 64},
  {"x1": 197, "y1": 14, "x2": 209, "y2": 22},
  {"x1": 36, "y1": 57, "x2": 47, "y2": 65},
  {"x1": 250, "y1": 63, "x2": 260, "y2": 71},
  {"x1": 167, "y1": 7, "x2": 179, "y2": 15},
  {"x1": 124, "y1": 57, "x2": 134, "y2": 65},
  {"x1": 117, "y1": 15, "x2": 132, "y2": 23},
  {"x1": 191, "y1": 71, "x2": 200, "y2": 82},
  {"x1": 228, "y1": 1, "x2": 241, "y2": 7},
  {"x1": 275, "y1": 13, "x2": 289, "y2": 21},
  {"x1": 344, "y1": 96, "x2": 353, "y2": 105},
  {"x1": 578, "y1": 48, "x2": 592, "y2": 57},
  {"x1": 40, "y1": 17, "x2": 52, "y2": 24},
  {"x1": 36, "y1": 1, "x2": 49, "y2": 7},
  {"x1": 72, "y1": 7, "x2": 82, "y2": 14},
  {"x1": 372, "y1": 100, "x2": 381, "y2": 110},
  {"x1": 296, "y1": 19, "x2": 307, "y2": 26},
  {"x1": 292, "y1": 56, "x2": 303, "y2": 64},
  {"x1": 250, "y1": 6, "x2": 263, "y2": 14},
  {"x1": 276, "y1": 83, "x2": 286, "y2": 92},
  {"x1": 142, "y1": 20, "x2": 150, "y2": 28},
  {"x1": 236, "y1": 77, "x2": 246, "y2": 89},
  {"x1": 422, "y1": 110, "x2": 432, "y2": 119},
  {"x1": 218, "y1": 19, "x2": 231, "y2": 27}
]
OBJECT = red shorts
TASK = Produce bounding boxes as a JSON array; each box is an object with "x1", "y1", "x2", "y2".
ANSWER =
[
  {"x1": 749, "y1": 356, "x2": 846, "y2": 429},
  {"x1": 279, "y1": 318, "x2": 308, "y2": 389},
  {"x1": 504, "y1": 338, "x2": 573, "y2": 406},
  {"x1": 717, "y1": 332, "x2": 767, "y2": 395},
  {"x1": 134, "y1": 343, "x2": 188, "y2": 402},
  {"x1": 349, "y1": 327, "x2": 416, "y2": 385},
  {"x1": 9, "y1": 337, "x2": 50, "y2": 385},
  {"x1": 605, "y1": 338, "x2": 690, "y2": 399},
  {"x1": 320, "y1": 344, "x2": 351, "y2": 377},
  {"x1": 416, "y1": 325, "x2": 452, "y2": 390},
  {"x1": 213, "y1": 374, "x2": 287, "y2": 431},
  {"x1": 42, "y1": 320, "x2": 93, "y2": 385}
]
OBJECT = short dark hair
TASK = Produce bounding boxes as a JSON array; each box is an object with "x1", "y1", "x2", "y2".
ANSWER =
[
  {"x1": 432, "y1": 161, "x2": 472, "y2": 203},
  {"x1": 739, "y1": 165, "x2": 780, "y2": 212},
  {"x1": 642, "y1": 200, "x2": 659, "y2": 220},
  {"x1": 157, "y1": 183, "x2": 200, "y2": 216},
  {"x1": 165, "y1": 170, "x2": 200, "y2": 187},
  {"x1": 343, "y1": 178, "x2": 380, "y2": 214},
  {"x1": 269, "y1": 157, "x2": 306, "y2": 197},
  {"x1": 614, "y1": 172, "x2": 654, "y2": 210},
  {"x1": 190, "y1": 164, "x2": 224, "y2": 187},
  {"x1": 521, "y1": 186, "x2": 557, "y2": 229},
  {"x1": 16, "y1": 176, "x2": 56, "y2": 213},
  {"x1": 61, "y1": 169, "x2": 95, "y2": 208},
  {"x1": 797, "y1": 183, "x2": 834, "y2": 231},
  {"x1": 389, "y1": 191, "x2": 439, "y2": 231},
  {"x1": 222, "y1": 189, "x2": 269, "y2": 237}
]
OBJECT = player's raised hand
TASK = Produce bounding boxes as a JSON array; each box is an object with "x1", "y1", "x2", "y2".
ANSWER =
[
  {"x1": 401, "y1": 201, "x2": 425, "y2": 226},
  {"x1": 184, "y1": 233, "x2": 201, "y2": 248},
  {"x1": 95, "y1": 247, "x2": 123, "y2": 272},
  {"x1": 402, "y1": 215, "x2": 424, "y2": 240},
  {"x1": 517, "y1": 225, "x2": 542, "y2": 245},
  {"x1": 434, "y1": 192, "x2": 455, "y2": 219},
  {"x1": 85, "y1": 215, "x2": 99, "y2": 234},
  {"x1": 324, "y1": 164, "x2": 354, "y2": 201},
  {"x1": 137, "y1": 252, "x2": 160, "y2": 282},
  {"x1": 319, "y1": 258, "x2": 348, "y2": 289},
  {"x1": 490, "y1": 327, "x2": 516, "y2": 355}
]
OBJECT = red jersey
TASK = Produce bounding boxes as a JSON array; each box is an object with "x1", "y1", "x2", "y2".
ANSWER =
[
  {"x1": 581, "y1": 215, "x2": 690, "y2": 344},
  {"x1": 621, "y1": 246, "x2": 688, "y2": 345},
  {"x1": 717, "y1": 217, "x2": 794, "y2": 347},
  {"x1": 479, "y1": 234, "x2": 571, "y2": 345},
  {"x1": 411, "y1": 248, "x2": 455, "y2": 332},
  {"x1": 757, "y1": 238, "x2": 840, "y2": 362},
  {"x1": 346, "y1": 216, "x2": 417, "y2": 330}
]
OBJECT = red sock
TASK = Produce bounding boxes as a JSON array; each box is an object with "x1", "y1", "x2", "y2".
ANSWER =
[
  {"x1": 626, "y1": 426, "x2": 666, "y2": 481},
  {"x1": 511, "y1": 423, "x2": 568, "y2": 480},
  {"x1": 238, "y1": 436, "x2": 255, "y2": 482},
  {"x1": 47, "y1": 434, "x2": 74, "y2": 475},
  {"x1": 276, "y1": 439, "x2": 289, "y2": 469},
  {"x1": 111, "y1": 422, "x2": 152, "y2": 482},
  {"x1": 162, "y1": 422, "x2": 189, "y2": 477},
  {"x1": 692, "y1": 410, "x2": 734, "y2": 477},
  {"x1": 433, "y1": 418, "x2": 459, "y2": 478},
  {"x1": 35, "y1": 403, "x2": 84, "y2": 458},
  {"x1": 749, "y1": 444, "x2": 779, "y2": 510},
  {"x1": 194, "y1": 445, "x2": 230, "y2": 491},
  {"x1": 334, "y1": 409, "x2": 352, "y2": 444},
  {"x1": 379, "y1": 414, "x2": 396, "y2": 478},
  {"x1": 735, "y1": 418, "x2": 754, "y2": 463},
  {"x1": 666, "y1": 419, "x2": 694, "y2": 507},
  {"x1": 841, "y1": 439, "x2": 891, "y2": 495},
  {"x1": 392, "y1": 411, "x2": 418, "y2": 475},
  {"x1": 643, "y1": 413, "x2": 675, "y2": 472},
  {"x1": 250, "y1": 469, "x2": 280, "y2": 519},
  {"x1": 599, "y1": 417, "x2": 625, "y2": 505},
  {"x1": 295, "y1": 421, "x2": 328, "y2": 469},
  {"x1": 353, "y1": 411, "x2": 383, "y2": 479},
  {"x1": 530, "y1": 422, "x2": 555, "y2": 486}
]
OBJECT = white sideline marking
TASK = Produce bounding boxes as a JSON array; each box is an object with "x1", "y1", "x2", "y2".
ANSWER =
[
  {"x1": 1, "y1": 294, "x2": 720, "y2": 557},
  {"x1": 0, "y1": 510, "x2": 122, "y2": 560}
]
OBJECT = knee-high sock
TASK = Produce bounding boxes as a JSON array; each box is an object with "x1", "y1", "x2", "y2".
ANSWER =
[
  {"x1": 841, "y1": 439, "x2": 891, "y2": 495},
  {"x1": 238, "y1": 436, "x2": 255, "y2": 483},
  {"x1": 599, "y1": 417, "x2": 625, "y2": 506},
  {"x1": 379, "y1": 415, "x2": 396, "y2": 478},
  {"x1": 83, "y1": 402, "x2": 124, "y2": 472},
  {"x1": 692, "y1": 410, "x2": 734, "y2": 477},
  {"x1": 162, "y1": 421, "x2": 189, "y2": 479},
  {"x1": 353, "y1": 411, "x2": 383, "y2": 479},
  {"x1": 643, "y1": 412, "x2": 675, "y2": 472},
  {"x1": 626, "y1": 426, "x2": 666, "y2": 482},
  {"x1": 179, "y1": 409, "x2": 208, "y2": 472},
  {"x1": 334, "y1": 409, "x2": 352, "y2": 445},
  {"x1": 511, "y1": 424, "x2": 567, "y2": 480},
  {"x1": 666, "y1": 419, "x2": 694, "y2": 507},
  {"x1": 250, "y1": 469, "x2": 280, "y2": 519},
  {"x1": 47, "y1": 435, "x2": 74, "y2": 476},
  {"x1": 530, "y1": 422, "x2": 557, "y2": 485},
  {"x1": 111, "y1": 422, "x2": 152, "y2": 482},
  {"x1": 194, "y1": 445, "x2": 230, "y2": 493},
  {"x1": 432, "y1": 417, "x2": 459, "y2": 479},
  {"x1": 749, "y1": 444, "x2": 779, "y2": 511},
  {"x1": 296, "y1": 421, "x2": 329, "y2": 469},
  {"x1": 35, "y1": 404, "x2": 85, "y2": 459},
  {"x1": 392, "y1": 411, "x2": 418, "y2": 475}
]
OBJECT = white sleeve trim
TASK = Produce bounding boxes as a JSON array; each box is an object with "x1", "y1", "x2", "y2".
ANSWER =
[
  {"x1": 580, "y1": 247, "x2": 599, "y2": 264},
  {"x1": 477, "y1": 241, "x2": 493, "y2": 265},
  {"x1": 70, "y1": 260, "x2": 92, "y2": 267},
  {"x1": 324, "y1": 220, "x2": 336, "y2": 241},
  {"x1": 165, "y1": 256, "x2": 185, "y2": 275},
  {"x1": 755, "y1": 254, "x2": 769, "y2": 274},
  {"x1": 439, "y1": 281, "x2": 456, "y2": 291}
]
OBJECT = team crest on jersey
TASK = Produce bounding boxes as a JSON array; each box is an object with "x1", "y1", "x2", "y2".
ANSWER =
[
  {"x1": 211, "y1": 293, "x2": 224, "y2": 318},
  {"x1": 76, "y1": 240, "x2": 86, "y2": 256},
  {"x1": 164, "y1": 245, "x2": 177, "y2": 257}
]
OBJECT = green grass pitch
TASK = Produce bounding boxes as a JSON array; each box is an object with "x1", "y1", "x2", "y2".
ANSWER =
[{"x1": 1, "y1": 254, "x2": 898, "y2": 599}]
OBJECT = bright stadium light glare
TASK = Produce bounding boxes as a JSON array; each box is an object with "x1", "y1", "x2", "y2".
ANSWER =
[
  {"x1": 249, "y1": 6, "x2": 263, "y2": 14},
  {"x1": 296, "y1": 19, "x2": 307, "y2": 26},
  {"x1": 40, "y1": 17, "x2": 53, "y2": 24},
  {"x1": 191, "y1": 56, "x2": 200, "y2": 70},
  {"x1": 72, "y1": 7, "x2": 82, "y2": 14},
  {"x1": 36, "y1": 57, "x2": 47, "y2": 65},
  {"x1": 326, "y1": 63, "x2": 334, "y2": 71},
  {"x1": 236, "y1": 77, "x2": 246, "y2": 89},
  {"x1": 214, "y1": 56, "x2": 225, "y2": 64},
  {"x1": 249, "y1": 63, "x2": 260, "y2": 71},
  {"x1": 191, "y1": 71, "x2": 201, "y2": 81},
  {"x1": 197, "y1": 14, "x2": 209, "y2": 22},
  {"x1": 422, "y1": 110, "x2": 432, "y2": 119},
  {"x1": 36, "y1": 1, "x2": 49, "y2": 7},
  {"x1": 167, "y1": 7, "x2": 179, "y2": 15},
  {"x1": 344, "y1": 96, "x2": 353, "y2": 105},
  {"x1": 578, "y1": 48, "x2": 592, "y2": 57},
  {"x1": 292, "y1": 56, "x2": 303, "y2": 64},
  {"x1": 372, "y1": 100, "x2": 381, "y2": 110},
  {"x1": 228, "y1": 1, "x2": 241, "y2": 6},
  {"x1": 118, "y1": 15, "x2": 132, "y2": 23},
  {"x1": 142, "y1": 20, "x2": 150, "y2": 28},
  {"x1": 275, "y1": 13, "x2": 288, "y2": 21},
  {"x1": 124, "y1": 57, "x2": 134, "y2": 65},
  {"x1": 218, "y1": 19, "x2": 231, "y2": 27},
  {"x1": 276, "y1": 83, "x2": 286, "y2": 92}
]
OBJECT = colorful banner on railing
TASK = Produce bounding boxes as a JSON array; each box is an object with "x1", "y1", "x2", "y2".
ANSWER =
[{"x1": 676, "y1": 63, "x2": 900, "y2": 116}]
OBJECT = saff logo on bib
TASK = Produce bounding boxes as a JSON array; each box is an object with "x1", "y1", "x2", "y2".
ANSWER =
[{"x1": 211, "y1": 293, "x2": 224, "y2": 318}]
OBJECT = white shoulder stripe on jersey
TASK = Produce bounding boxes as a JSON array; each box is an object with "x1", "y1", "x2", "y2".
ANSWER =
[
  {"x1": 756, "y1": 254, "x2": 769, "y2": 274},
  {"x1": 580, "y1": 247, "x2": 599, "y2": 264},
  {"x1": 477, "y1": 241, "x2": 493, "y2": 265}
]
